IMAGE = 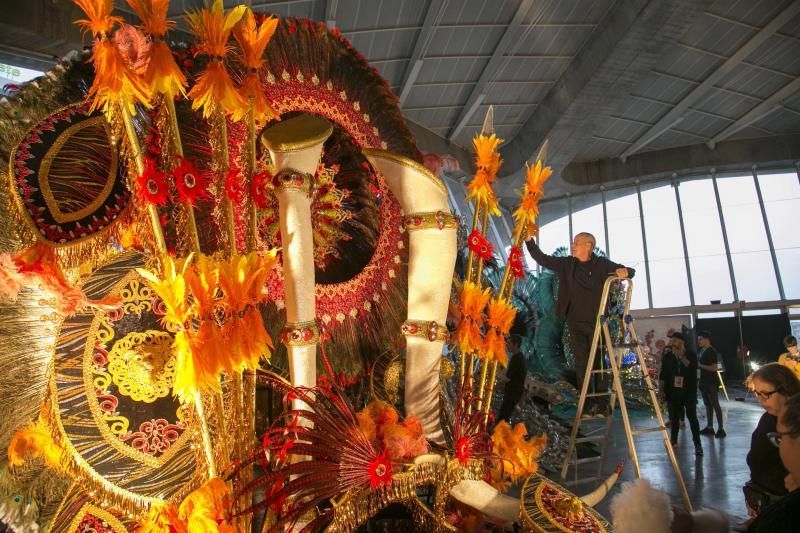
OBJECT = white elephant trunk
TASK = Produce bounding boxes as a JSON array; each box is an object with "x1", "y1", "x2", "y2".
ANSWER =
[
  {"x1": 262, "y1": 114, "x2": 333, "y2": 412},
  {"x1": 363, "y1": 149, "x2": 457, "y2": 444}
]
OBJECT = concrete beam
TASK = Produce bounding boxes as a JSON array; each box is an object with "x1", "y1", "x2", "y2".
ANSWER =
[
  {"x1": 405, "y1": 118, "x2": 474, "y2": 174},
  {"x1": 398, "y1": 0, "x2": 446, "y2": 107},
  {"x1": 707, "y1": 77, "x2": 800, "y2": 148},
  {"x1": 619, "y1": 1, "x2": 800, "y2": 161},
  {"x1": 447, "y1": 0, "x2": 534, "y2": 141},
  {"x1": 561, "y1": 134, "x2": 800, "y2": 190}
]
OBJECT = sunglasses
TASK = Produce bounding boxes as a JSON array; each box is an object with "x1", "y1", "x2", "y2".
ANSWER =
[{"x1": 767, "y1": 431, "x2": 797, "y2": 447}]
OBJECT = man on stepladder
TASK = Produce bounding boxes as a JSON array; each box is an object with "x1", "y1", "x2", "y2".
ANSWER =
[{"x1": 525, "y1": 232, "x2": 635, "y2": 417}]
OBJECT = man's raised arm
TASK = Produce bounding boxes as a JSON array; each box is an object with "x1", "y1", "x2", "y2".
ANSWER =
[{"x1": 524, "y1": 239, "x2": 565, "y2": 272}]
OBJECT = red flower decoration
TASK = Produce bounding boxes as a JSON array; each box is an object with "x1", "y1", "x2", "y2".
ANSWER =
[
  {"x1": 136, "y1": 157, "x2": 169, "y2": 206},
  {"x1": 468, "y1": 230, "x2": 494, "y2": 261},
  {"x1": 456, "y1": 436, "x2": 472, "y2": 465},
  {"x1": 508, "y1": 245, "x2": 525, "y2": 279},
  {"x1": 225, "y1": 167, "x2": 243, "y2": 201},
  {"x1": 173, "y1": 157, "x2": 210, "y2": 205},
  {"x1": 368, "y1": 449, "x2": 393, "y2": 489},
  {"x1": 251, "y1": 170, "x2": 272, "y2": 208}
]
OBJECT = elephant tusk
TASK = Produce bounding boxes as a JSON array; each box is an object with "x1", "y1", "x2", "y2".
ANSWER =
[{"x1": 580, "y1": 460, "x2": 626, "y2": 507}]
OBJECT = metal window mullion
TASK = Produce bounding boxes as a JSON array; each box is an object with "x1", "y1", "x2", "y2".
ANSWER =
[
  {"x1": 673, "y1": 180, "x2": 696, "y2": 307},
  {"x1": 636, "y1": 184, "x2": 653, "y2": 309},
  {"x1": 752, "y1": 166, "x2": 785, "y2": 300},
  {"x1": 535, "y1": 214, "x2": 540, "y2": 274},
  {"x1": 488, "y1": 216, "x2": 508, "y2": 262},
  {"x1": 601, "y1": 188, "x2": 610, "y2": 257},
  {"x1": 711, "y1": 170, "x2": 739, "y2": 302},
  {"x1": 567, "y1": 194, "x2": 574, "y2": 245},
  {"x1": 499, "y1": 207, "x2": 514, "y2": 241}
]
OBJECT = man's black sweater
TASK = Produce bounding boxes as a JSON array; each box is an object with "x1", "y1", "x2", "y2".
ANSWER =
[{"x1": 525, "y1": 241, "x2": 635, "y2": 324}]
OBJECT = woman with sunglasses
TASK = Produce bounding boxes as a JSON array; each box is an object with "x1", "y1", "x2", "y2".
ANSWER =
[{"x1": 743, "y1": 363, "x2": 800, "y2": 522}]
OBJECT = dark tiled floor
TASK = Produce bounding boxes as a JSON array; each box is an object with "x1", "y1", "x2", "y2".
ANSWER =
[{"x1": 561, "y1": 389, "x2": 762, "y2": 525}]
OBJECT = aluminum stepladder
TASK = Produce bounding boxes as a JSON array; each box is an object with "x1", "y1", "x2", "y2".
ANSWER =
[{"x1": 559, "y1": 276, "x2": 692, "y2": 511}]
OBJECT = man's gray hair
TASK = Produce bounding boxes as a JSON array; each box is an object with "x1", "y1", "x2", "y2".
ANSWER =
[{"x1": 576, "y1": 232, "x2": 596, "y2": 249}]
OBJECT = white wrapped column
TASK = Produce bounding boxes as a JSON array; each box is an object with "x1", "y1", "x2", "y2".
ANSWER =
[
  {"x1": 261, "y1": 115, "x2": 333, "y2": 410},
  {"x1": 364, "y1": 149, "x2": 457, "y2": 444}
]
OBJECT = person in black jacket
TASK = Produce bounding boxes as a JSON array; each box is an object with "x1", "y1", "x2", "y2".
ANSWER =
[
  {"x1": 697, "y1": 330, "x2": 725, "y2": 438},
  {"x1": 748, "y1": 392, "x2": 800, "y2": 533},
  {"x1": 498, "y1": 334, "x2": 526, "y2": 422},
  {"x1": 658, "y1": 332, "x2": 703, "y2": 456},
  {"x1": 525, "y1": 232, "x2": 634, "y2": 415},
  {"x1": 742, "y1": 364, "x2": 800, "y2": 522}
]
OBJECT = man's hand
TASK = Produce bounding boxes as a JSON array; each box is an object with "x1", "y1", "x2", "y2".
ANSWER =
[{"x1": 615, "y1": 267, "x2": 629, "y2": 278}]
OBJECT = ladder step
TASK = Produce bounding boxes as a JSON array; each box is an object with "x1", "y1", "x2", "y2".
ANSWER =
[
  {"x1": 590, "y1": 369, "x2": 613, "y2": 374},
  {"x1": 631, "y1": 426, "x2": 666, "y2": 436},
  {"x1": 567, "y1": 456, "x2": 603, "y2": 466},
  {"x1": 613, "y1": 343, "x2": 638, "y2": 349},
  {"x1": 574, "y1": 434, "x2": 607, "y2": 444},
  {"x1": 564, "y1": 475, "x2": 603, "y2": 486},
  {"x1": 584, "y1": 391, "x2": 612, "y2": 398}
]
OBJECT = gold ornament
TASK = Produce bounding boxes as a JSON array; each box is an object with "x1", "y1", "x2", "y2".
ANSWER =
[{"x1": 107, "y1": 330, "x2": 175, "y2": 403}]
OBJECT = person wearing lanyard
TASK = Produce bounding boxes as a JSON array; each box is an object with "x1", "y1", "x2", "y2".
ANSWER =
[
  {"x1": 659, "y1": 331, "x2": 703, "y2": 456},
  {"x1": 698, "y1": 330, "x2": 726, "y2": 438}
]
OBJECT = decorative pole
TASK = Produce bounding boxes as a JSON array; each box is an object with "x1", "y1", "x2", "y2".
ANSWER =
[
  {"x1": 480, "y1": 143, "x2": 551, "y2": 415},
  {"x1": 454, "y1": 108, "x2": 502, "y2": 411}
]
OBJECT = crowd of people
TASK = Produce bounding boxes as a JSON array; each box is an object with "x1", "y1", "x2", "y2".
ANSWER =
[{"x1": 510, "y1": 230, "x2": 800, "y2": 532}]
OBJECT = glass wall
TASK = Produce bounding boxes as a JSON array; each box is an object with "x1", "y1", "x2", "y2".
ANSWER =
[
  {"x1": 443, "y1": 167, "x2": 799, "y2": 311},
  {"x1": 540, "y1": 168, "x2": 795, "y2": 311}
]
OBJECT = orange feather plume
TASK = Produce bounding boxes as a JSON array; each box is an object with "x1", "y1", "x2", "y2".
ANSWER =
[
  {"x1": 492, "y1": 421, "x2": 546, "y2": 484},
  {"x1": 481, "y1": 298, "x2": 517, "y2": 366},
  {"x1": 137, "y1": 255, "x2": 192, "y2": 329},
  {"x1": 455, "y1": 281, "x2": 491, "y2": 355},
  {"x1": 126, "y1": 0, "x2": 188, "y2": 98},
  {"x1": 139, "y1": 502, "x2": 187, "y2": 533},
  {"x1": 513, "y1": 159, "x2": 552, "y2": 239},
  {"x1": 466, "y1": 133, "x2": 503, "y2": 216},
  {"x1": 8, "y1": 417, "x2": 64, "y2": 470},
  {"x1": 232, "y1": 11, "x2": 279, "y2": 122},
  {"x1": 73, "y1": 0, "x2": 122, "y2": 36},
  {"x1": 185, "y1": 0, "x2": 247, "y2": 117},
  {"x1": 73, "y1": 0, "x2": 151, "y2": 117},
  {"x1": 178, "y1": 478, "x2": 237, "y2": 532}
]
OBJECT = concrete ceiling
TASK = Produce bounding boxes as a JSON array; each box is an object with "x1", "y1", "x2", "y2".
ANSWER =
[{"x1": 2, "y1": 0, "x2": 800, "y2": 205}]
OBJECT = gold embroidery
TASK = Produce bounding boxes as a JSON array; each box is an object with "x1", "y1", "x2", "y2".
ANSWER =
[
  {"x1": 67, "y1": 502, "x2": 128, "y2": 532},
  {"x1": 82, "y1": 271, "x2": 191, "y2": 467},
  {"x1": 38, "y1": 116, "x2": 118, "y2": 224},
  {"x1": 107, "y1": 330, "x2": 175, "y2": 404},
  {"x1": 7, "y1": 103, "x2": 133, "y2": 249}
]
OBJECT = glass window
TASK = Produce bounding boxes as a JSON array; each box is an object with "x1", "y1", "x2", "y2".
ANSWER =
[
  {"x1": 537, "y1": 198, "x2": 570, "y2": 257},
  {"x1": 758, "y1": 170, "x2": 800, "y2": 299},
  {"x1": 640, "y1": 183, "x2": 690, "y2": 307},
  {"x1": 605, "y1": 187, "x2": 648, "y2": 309},
  {"x1": 698, "y1": 311, "x2": 735, "y2": 318},
  {"x1": 742, "y1": 309, "x2": 781, "y2": 316},
  {"x1": 678, "y1": 178, "x2": 734, "y2": 305},
  {"x1": 570, "y1": 192, "x2": 607, "y2": 255},
  {"x1": 716, "y1": 173, "x2": 781, "y2": 302}
]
